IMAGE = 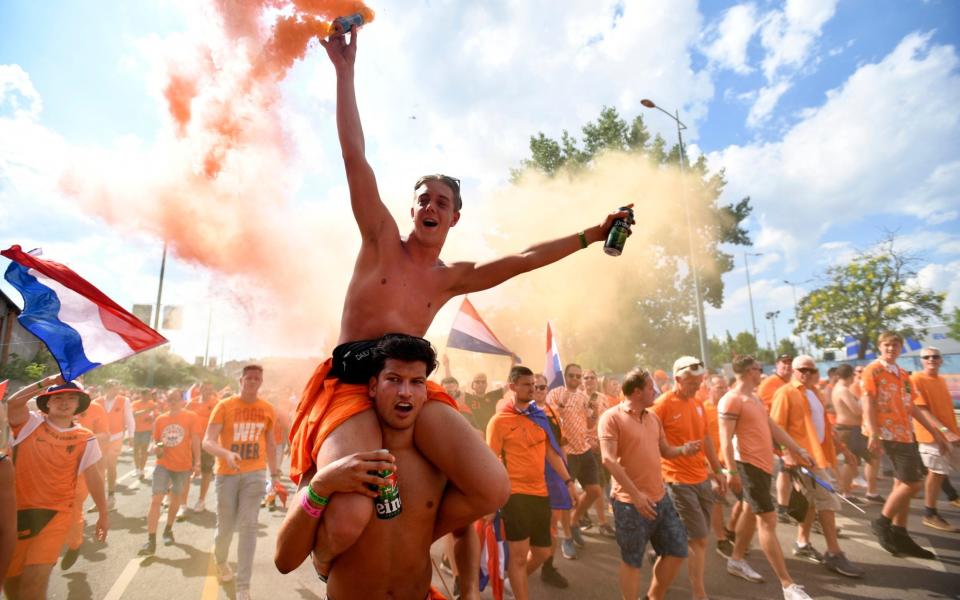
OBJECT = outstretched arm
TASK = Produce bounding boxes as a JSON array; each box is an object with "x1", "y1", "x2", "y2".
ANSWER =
[
  {"x1": 4, "y1": 374, "x2": 63, "y2": 428},
  {"x1": 446, "y1": 205, "x2": 633, "y2": 295},
  {"x1": 320, "y1": 29, "x2": 397, "y2": 245}
]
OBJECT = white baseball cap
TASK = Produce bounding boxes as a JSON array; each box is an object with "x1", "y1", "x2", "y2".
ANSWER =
[{"x1": 673, "y1": 356, "x2": 705, "y2": 378}]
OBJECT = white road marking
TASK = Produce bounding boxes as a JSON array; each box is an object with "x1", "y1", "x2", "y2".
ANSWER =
[{"x1": 101, "y1": 558, "x2": 143, "y2": 600}]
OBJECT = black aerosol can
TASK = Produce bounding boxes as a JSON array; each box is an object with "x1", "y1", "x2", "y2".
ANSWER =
[{"x1": 603, "y1": 206, "x2": 635, "y2": 256}]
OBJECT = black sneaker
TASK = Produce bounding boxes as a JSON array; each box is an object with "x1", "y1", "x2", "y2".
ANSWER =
[
  {"x1": 792, "y1": 542, "x2": 824, "y2": 564},
  {"x1": 540, "y1": 563, "x2": 569, "y2": 588},
  {"x1": 61, "y1": 548, "x2": 80, "y2": 570},
  {"x1": 724, "y1": 527, "x2": 736, "y2": 542},
  {"x1": 823, "y1": 552, "x2": 864, "y2": 578},
  {"x1": 777, "y1": 510, "x2": 792, "y2": 524},
  {"x1": 871, "y1": 518, "x2": 899, "y2": 555},
  {"x1": 716, "y1": 538, "x2": 734, "y2": 559},
  {"x1": 865, "y1": 493, "x2": 886, "y2": 505},
  {"x1": 138, "y1": 540, "x2": 156, "y2": 556},
  {"x1": 891, "y1": 529, "x2": 935, "y2": 559},
  {"x1": 162, "y1": 529, "x2": 175, "y2": 545}
]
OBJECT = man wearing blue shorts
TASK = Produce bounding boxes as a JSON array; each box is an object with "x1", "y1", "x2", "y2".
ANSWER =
[{"x1": 599, "y1": 367, "x2": 702, "y2": 600}]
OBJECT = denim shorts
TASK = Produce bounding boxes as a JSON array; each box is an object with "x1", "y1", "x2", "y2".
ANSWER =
[
  {"x1": 153, "y1": 465, "x2": 190, "y2": 495},
  {"x1": 612, "y1": 495, "x2": 688, "y2": 568}
]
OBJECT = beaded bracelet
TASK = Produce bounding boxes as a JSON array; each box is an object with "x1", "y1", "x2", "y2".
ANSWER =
[
  {"x1": 300, "y1": 491, "x2": 325, "y2": 519},
  {"x1": 307, "y1": 486, "x2": 329, "y2": 507}
]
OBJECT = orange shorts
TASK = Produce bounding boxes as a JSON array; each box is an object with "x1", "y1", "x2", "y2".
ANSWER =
[
  {"x1": 9, "y1": 509, "x2": 72, "y2": 575},
  {"x1": 289, "y1": 358, "x2": 456, "y2": 485}
]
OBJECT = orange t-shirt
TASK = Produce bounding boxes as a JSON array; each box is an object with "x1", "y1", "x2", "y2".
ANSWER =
[
  {"x1": 96, "y1": 395, "x2": 130, "y2": 439},
  {"x1": 187, "y1": 396, "x2": 219, "y2": 435},
  {"x1": 758, "y1": 374, "x2": 789, "y2": 412},
  {"x1": 155, "y1": 410, "x2": 201, "y2": 472},
  {"x1": 598, "y1": 403, "x2": 666, "y2": 502},
  {"x1": 11, "y1": 413, "x2": 101, "y2": 510},
  {"x1": 771, "y1": 381, "x2": 836, "y2": 469},
  {"x1": 132, "y1": 399, "x2": 157, "y2": 433},
  {"x1": 486, "y1": 403, "x2": 548, "y2": 497},
  {"x1": 210, "y1": 396, "x2": 275, "y2": 475},
  {"x1": 719, "y1": 392, "x2": 774, "y2": 474},
  {"x1": 861, "y1": 360, "x2": 916, "y2": 443},
  {"x1": 702, "y1": 398, "x2": 721, "y2": 457},
  {"x1": 76, "y1": 401, "x2": 109, "y2": 437},
  {"x1": 911, "y1": 372, "x2": 958, "y2": 444},
  {"x1": 652, "y1": 391, "x2": 708, "y2": 484}
]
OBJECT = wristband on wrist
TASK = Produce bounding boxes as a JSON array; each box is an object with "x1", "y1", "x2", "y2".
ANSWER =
[
  {"x1": 36, "y1": 381, "x2": 43, "y2": 390},
  {"x1": 307, "y1": 486, "x2": 329, "y2": 506},
  {"x1": 722, "y1": 468, "x2": 738, "y2": 476},
  {"x1": 300, "y1": 492, "x2": 325, "y2": 519},
  {"x1": 577, "y1": 231, "x2": 588, "y2": 249}
]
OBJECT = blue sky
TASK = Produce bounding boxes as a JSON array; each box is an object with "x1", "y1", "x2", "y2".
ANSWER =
[{"x1": 2, "y1": 0, "x2": 959, "y2": 365}]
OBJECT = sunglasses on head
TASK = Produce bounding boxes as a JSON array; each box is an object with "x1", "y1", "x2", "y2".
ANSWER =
[{"x1": 796, "y1": 367, "x2": 818, "y2": 375}]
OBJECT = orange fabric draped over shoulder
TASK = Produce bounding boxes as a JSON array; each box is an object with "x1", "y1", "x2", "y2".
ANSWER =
[{"x1": 288, "y1": 358, "x2": 458, "y2": 484}]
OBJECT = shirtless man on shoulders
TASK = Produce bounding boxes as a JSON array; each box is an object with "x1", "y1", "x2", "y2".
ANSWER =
[{"x1": 285, "y1": 27, "x2": 633, "y2": 593}]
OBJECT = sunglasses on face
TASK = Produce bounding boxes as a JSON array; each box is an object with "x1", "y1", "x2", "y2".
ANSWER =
[
  {"x1": 921, "y1": 355, "x2": 942, "y2": 360},
  {"x1": 796, "y1": 367, "x2": 817, "y2": 375}
]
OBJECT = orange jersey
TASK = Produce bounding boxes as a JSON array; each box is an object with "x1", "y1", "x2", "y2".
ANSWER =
[
  {"x1": 758, "y1": 374, "x2": 789, "y2": 412},
  {"x1": 911, "y1": 372, "x2": 958, "y2": 444},
  {"x1": 861, "y1": 360, "x2": 916, "y2": 443},
  {"x1": 132, "y1": 399, "x2": 157, "y2": 433},
  {"x1": 75, "y1": 401, "x2": 109, "y2": 438},
  {"x1": 486, "y1": 403, "x2": 548, "y2": 497},
  {"x1": 187, "y1": 396, "x2": 219, "y2": 434},
  {"x1": 702, "y1": 398, "x2": 721, "y2": 458},
  {"x1": 155, "y1": 410, "x2": 201, "y2": 472},
  {"x1": 11, "y1": 413, "x2": 101, "y2": 511},
  {"x1": 96, "y1": 395, "x2": 131, "y2": 440},
  {"x1": 652, "y1": 390, "x2": 709, "y2": 484},
  {"x1": 210, "y1": 396, "x2": 275, "y2": 475}
]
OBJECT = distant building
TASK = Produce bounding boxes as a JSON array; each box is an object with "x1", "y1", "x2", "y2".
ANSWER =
[{"x1": 0, "y1": 288, "x2": 43, "y2": 371}]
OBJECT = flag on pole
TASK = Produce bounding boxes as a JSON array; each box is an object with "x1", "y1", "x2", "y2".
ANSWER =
[
  {"x1": 544, "y1": 321, "x2": 564, "y2": 391},
  {"x1": 447, "y1": 297, "x2": 518, "y2": 360},
  {"x1": 477, "y1": 511, "x2": 508, "y2": 600},
  {"x1": 2, "y1": 245, "x2": 168, "y2": 381}
]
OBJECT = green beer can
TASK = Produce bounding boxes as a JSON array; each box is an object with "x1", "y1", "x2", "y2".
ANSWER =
[{"x1": 604, "y1": 206, "x2": 634, "y2": 257}]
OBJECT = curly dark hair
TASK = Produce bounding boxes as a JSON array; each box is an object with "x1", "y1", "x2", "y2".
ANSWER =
[{"x1": 372, "y1": 334, "x2": 438, "y2": 377}]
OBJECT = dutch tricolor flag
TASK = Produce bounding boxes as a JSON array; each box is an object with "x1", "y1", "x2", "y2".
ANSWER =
[
  {"x1": 2, "y1": 245, "x2": 167, "y2": 381},
  {"x1": 447, "y1": 297, "x2": 518, "y2": 360},
  {"x1": 544, "y1": 321, "x2": 564, "y2": 391}
]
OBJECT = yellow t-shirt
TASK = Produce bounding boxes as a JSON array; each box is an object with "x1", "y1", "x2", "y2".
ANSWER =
[{"x1": 209, "y1": 396, "x2": 275, "y2": 475}]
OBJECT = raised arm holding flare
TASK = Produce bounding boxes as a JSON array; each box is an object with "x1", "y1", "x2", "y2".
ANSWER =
[{"x1": 287, "y1": 27, "x2": 634, "y2": 596}]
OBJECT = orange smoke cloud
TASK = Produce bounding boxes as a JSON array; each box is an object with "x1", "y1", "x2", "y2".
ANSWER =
[{"x1": 59, "y1": 0, "x2": 376, "y2": 355}]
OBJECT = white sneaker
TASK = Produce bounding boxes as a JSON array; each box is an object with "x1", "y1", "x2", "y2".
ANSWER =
[
  {"x1": 216, "y1": 562, "x2": 234, "y2": 583},
  {"x1": 852, "y1": 476, "x2": 867, "y2": 489},
  {"x1": 191, "y1": 499, "x2": 206, "y2": 513},
  {"x1": 727, "y1": 558, "x2": 764, "y2": 583},
  {"x1": 783, "y1": 583, "x2": 813, "y2": 600},
  {"x1": 106, "y1": 496, "x2": 117, "y2": 512}
]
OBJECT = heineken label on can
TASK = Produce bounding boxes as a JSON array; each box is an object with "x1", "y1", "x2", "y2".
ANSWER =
[
  {"x1": 374, "y1": 468, "x2": 402, "y2": 519},
  {"x1": 603, "y1": 206, "x2": 635, "y2": 257}
]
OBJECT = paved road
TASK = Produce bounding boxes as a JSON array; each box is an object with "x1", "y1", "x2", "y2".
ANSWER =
[{"x1": 47, "y1": 452, "x2": 960, "y2": 599}]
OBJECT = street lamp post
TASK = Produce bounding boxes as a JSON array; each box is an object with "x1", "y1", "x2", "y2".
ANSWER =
[
  {"x1": 641, "y1": 98, "x2": 710, "y2": 368},
  {"x1": 765, "y1": 310, "x2": 781, "y2": 354},
  {"x1": 744, "y1": 252, "x2": 763, "y2": 345},
  {"x1": 784, "y1": 278, "x2": 813, "y2": 354}
]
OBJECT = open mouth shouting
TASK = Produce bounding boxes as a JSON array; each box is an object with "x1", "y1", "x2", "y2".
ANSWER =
[
  {"x1": 422, "y1": 217, "x2": 439, "y2": 229},
  {"x1": 395, "y1": 400, "x2": 414, "y2": 415}
]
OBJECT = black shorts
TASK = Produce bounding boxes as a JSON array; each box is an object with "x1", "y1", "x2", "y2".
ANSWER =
[
  {"x1": 737, "y1": 461, "x2": 775, "y2": 515},
  {"x1": 836, "y1": 425, "x2": 873, "y2": 463},
  {"x1": 501, "y1": 494, "x2": 552, "y2": 547},
  {"x1": 200, "y1": 450, "x2": 215, "y2": 474},
  {"x1": 567, "y1": 451, "x2": 599, "y2": 487},
  {"x1": 882, "y1": 440, "x2": 924, "y2": 484}
]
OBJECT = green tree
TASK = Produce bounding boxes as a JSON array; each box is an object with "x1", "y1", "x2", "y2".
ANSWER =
[
  {"x1": 513, "y1": 106, "x2": 752, "y2": 367},
  {"x1": 709, "y1": 331, "x2": 774, "y2": 366},
  {"x1": 777, "y1": 338, "x2": 799, "y2": 358},
  {"x1": 795, "y1": 237, "x2": 944, "y2": 359},
  {"x1": 948, "y1": 307, "x2": 960, "y2": 343}
]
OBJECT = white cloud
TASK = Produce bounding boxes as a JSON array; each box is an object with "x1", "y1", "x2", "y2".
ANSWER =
[
  {"x1": 708, "y1": 31, "x2": 960, "y2": 264},
  {"x1": 0, "y1": 64, "x2": 42, "y2": 120},
  {"x1": 760, "y1": 0, "x2": 838, "y2": 81},
  {"x1": 702, "y1": 3, "x2": 758, "y2": 74},
  {"x1": 746, "y1": 80, "x2": 791, "y2": 127},
  {"x1": 913, "y1": 260, "x2": 960, "y2": 311}
]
